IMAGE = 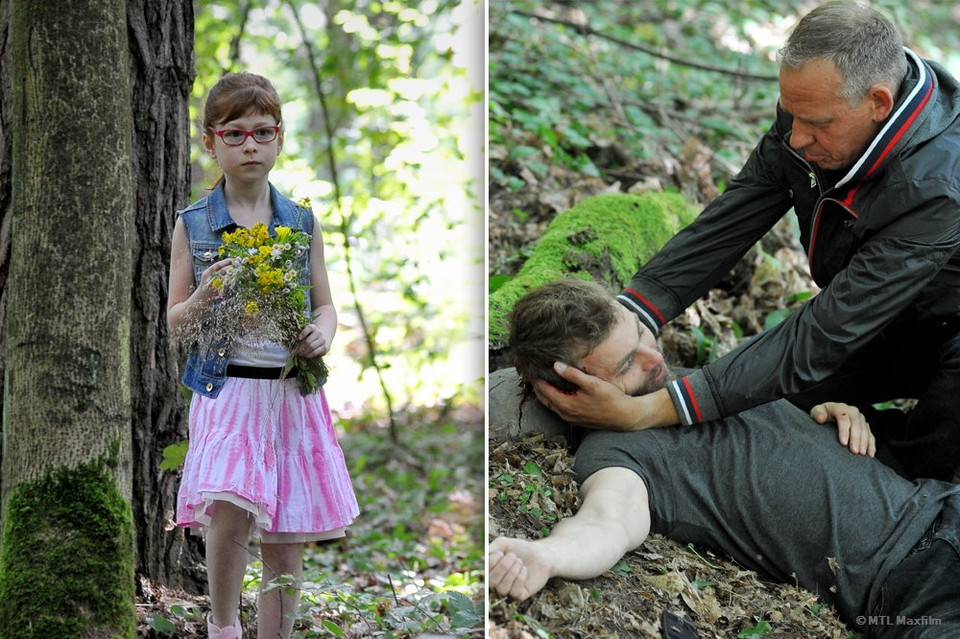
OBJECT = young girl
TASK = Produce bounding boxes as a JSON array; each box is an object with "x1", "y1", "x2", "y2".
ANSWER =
[{"x1": 167, "y1": 72, "x2": 359, "y2": 639}]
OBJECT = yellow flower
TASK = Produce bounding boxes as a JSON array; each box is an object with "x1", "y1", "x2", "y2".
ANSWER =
[
  {"x1": 210, "y1": 276, "x2": 223, "y2": 291},
  {"x1": 250, "y1": 223, "x2": 270, "y2": 245},
  {"x1": 259, "y1": 245, "x2": 273, "y2": 257},
  {"x1": 275, "y1": 226, "x2": 291, "y2": 239},
  {"x1": 244, "y1": 301, "x2": 260, "y2": 316},
  {"x1": 257, "y1": 267, "x2": 285, "y2": 290}
]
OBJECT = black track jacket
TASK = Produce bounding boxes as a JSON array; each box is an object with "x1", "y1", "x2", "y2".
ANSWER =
[{"x1": 617, "y1": 48, "x2": 960, "y2": 425}]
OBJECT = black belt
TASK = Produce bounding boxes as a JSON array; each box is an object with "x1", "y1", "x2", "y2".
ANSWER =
[{"x1": 226, "y1": 365, "x2": 298, "y2": 379}]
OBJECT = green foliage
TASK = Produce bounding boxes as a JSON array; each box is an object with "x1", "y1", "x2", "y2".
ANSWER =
[
  {"x1": 238, "y1": 415, "x2": 483, "y2": 637},
  {"x1": 488, "y1": 192, "x2": 699, "y2": 348},
  {"x1": 523, "y1": 460, "x2": 542, "y2": 476},
  {"x1": 145, "y1": 613, "x2": 179, "y2": 635},
  {"x1": 738, "y1": 620, "x2": 773, "y2": 637},
  {"x1": 490, "y1": 0, "x2": 782, "y2": 191},
  {"x1": 490, "y1": 0, "x2": 960, "y2": 204},
  {"x1": 513, "y1": 613, "x2": 556, "y2": 639},
  {"x1": 691, "y1": 325, "x2": 716, "y2": 365},
  {"x1": 763, "y1": 308, "x2": 793, "y2": 330},
  {"x1": 146, "y1": 604, "x2": 205, "y2": 636},
  {"x1": 159, "y1": 439, "x2": 189, "y2": 471},
  {"x1": 685, "y1": 543, "x2": 722, "y2": 570}
]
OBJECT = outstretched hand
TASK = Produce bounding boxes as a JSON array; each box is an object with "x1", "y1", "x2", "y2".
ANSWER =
[
  {"x1": 811, "y1": 402, "x2": 876, "y2": 457},
  {"x1": 488, "y1": 537, "x2": 553, "y2": 602}
]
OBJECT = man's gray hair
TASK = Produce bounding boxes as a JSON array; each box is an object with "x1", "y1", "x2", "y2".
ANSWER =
[{"x1": 778, "y1": 1, "x2": 908, "y2": 104}]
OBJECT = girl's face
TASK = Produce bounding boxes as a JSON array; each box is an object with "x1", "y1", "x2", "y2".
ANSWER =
[{"x1": 203, "y1": 110, "x2": 283, "y2": 184}]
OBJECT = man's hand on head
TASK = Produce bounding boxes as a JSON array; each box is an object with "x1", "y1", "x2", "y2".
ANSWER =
[
  {"x1": 532, "y1": 362, "x2": 678, "y2": 431},
  {"x1": 810, "y1": 402, "x2": 876, "y2": 457}
]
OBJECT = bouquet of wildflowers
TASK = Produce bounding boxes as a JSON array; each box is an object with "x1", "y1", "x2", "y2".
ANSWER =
[{"x1": 186, "y1": 221, "x2": 328, "y2": 395}]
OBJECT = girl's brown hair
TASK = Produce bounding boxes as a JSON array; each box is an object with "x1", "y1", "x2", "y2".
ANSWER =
[{"x1": 202, "y1": 72, "x2": 282, "y2": 131}]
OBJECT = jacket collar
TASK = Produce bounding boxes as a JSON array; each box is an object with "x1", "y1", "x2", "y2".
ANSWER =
[
  {"x1": 834, "y1": 47, "x2": 934, "y2": 190},
  {"x1": 204, "y1": 181, "x2": 300, "y2": 231}
]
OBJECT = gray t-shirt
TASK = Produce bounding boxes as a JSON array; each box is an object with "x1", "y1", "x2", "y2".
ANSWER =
[{"x1": 574, "y1": 400, "x2": 959, "y2": 625}]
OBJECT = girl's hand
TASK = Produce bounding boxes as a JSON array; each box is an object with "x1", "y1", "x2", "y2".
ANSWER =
[
  {"x1": 199, "y1": 258, "x2": 233, "y2": 291},
  {"x1": 296, "y1": 322, "x2": 329, "y2": 359}
]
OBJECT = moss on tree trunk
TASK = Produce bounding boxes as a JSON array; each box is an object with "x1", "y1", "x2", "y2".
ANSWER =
[
  {"x1": 489, "y1": 192, "x2": 699, "y2": 349},
  {"x1": 0, "y1": 448, "x2": 135, "y2": 638}
]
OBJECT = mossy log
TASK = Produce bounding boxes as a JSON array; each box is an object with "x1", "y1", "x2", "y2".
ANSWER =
[{"x1": 489, "y1": 192, "x2": 699, "y2": 350}]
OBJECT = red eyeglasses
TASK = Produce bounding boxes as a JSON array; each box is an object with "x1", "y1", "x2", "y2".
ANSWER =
[{"x1": 208, "y1": 125, "x2": 281, "y2": 146}]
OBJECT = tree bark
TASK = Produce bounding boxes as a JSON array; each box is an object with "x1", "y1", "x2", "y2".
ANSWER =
[
  {"x1": 0, "y1": 0, "x2": 205, "y2": 595},
  {"x1": 125, "y1": 0, "x2": 205, "y2": 593},
  {"x1": 0, "y1": 0, "x2": 15, "y2": 476},
  {"x1": 0, "y1": 0, "x2": 136, "y2": 635}
]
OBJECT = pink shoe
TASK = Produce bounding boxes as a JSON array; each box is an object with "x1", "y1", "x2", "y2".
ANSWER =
[{"x1": 207, "y1": 613, "x2": 242, "y2": 639}]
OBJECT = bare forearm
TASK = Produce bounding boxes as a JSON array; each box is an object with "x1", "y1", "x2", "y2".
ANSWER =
[
  {"x1": 489, "y1": 468, "x2": 651, "y2": 602},
  {"x1": 545, "y1": 467, "x2": 651, "y2": 579},
  {"x1": 540, "y1": 516, "x2": 635, "y2": 580},
  {"x1": 167, "y1": 286, "x2": 216, "y2": 335},
  {"x1": 623, "y1": 389, "x2": 680, "y2": 431},
  {"x1": 310, "y1": 303, "x2": 337, "y2": 344}
]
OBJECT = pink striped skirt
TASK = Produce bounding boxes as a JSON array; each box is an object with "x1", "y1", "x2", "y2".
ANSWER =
[{"x1": 176, "y1": 376, "x2": 359, "y2": 543}]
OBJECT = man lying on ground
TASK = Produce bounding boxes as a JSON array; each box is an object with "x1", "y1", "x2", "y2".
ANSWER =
[{"x1": 489, "y1": 279, "x2": 960, "y2": 638}]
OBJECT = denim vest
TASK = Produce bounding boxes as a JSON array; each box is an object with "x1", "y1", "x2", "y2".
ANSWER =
[{"x1": 179, "y1": 182, "x2": 314, "y2": 398}]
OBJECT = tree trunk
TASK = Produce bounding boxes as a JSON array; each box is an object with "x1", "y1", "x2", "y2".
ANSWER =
[
  {"x1": 0, "y1": 0, "x2": 136, "y2": 636},
  {"x1": 0, "y1": 0, "x2": 14, "y2": 475},
  {"x1": 126, "y1": 0, "x2": 205, "y2": 593}
]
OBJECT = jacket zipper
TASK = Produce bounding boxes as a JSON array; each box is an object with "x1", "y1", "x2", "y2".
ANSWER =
[
  {"x1": 784, "y1": 142, "x2": 836, "y2": 279},
  {"x1": 784, "y1": 143, "x2": 823, "y2": 195}
]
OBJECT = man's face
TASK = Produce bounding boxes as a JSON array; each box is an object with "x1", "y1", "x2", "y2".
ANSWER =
[
  {"x1": 579, "y1": 304, "x2": 673, "y2": 396},
  {"x1": 778, "y1": 59, "x2": 888, "y2": 170}
]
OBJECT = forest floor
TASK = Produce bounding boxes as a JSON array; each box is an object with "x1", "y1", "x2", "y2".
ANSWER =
[
  {"x1": 134, "y1": 406, "x2": 485, "y2": 639},
  {"x1": 486, "y1": 153, "x2": 863, "y2": 639},
  {"x1": 487, "y1": 434, "x2": 856, "y2": 639}
]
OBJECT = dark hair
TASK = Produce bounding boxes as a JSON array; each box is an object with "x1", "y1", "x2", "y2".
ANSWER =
[
  {"x1": 508, "y1": 279, "x2": 621, "y2": 393},
  {"x1": 779, "y1": 1, "x2": 907, "y2": 103},
  {"x1": 202, "y1": 72, "x2": 282, "y2": 131}
]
